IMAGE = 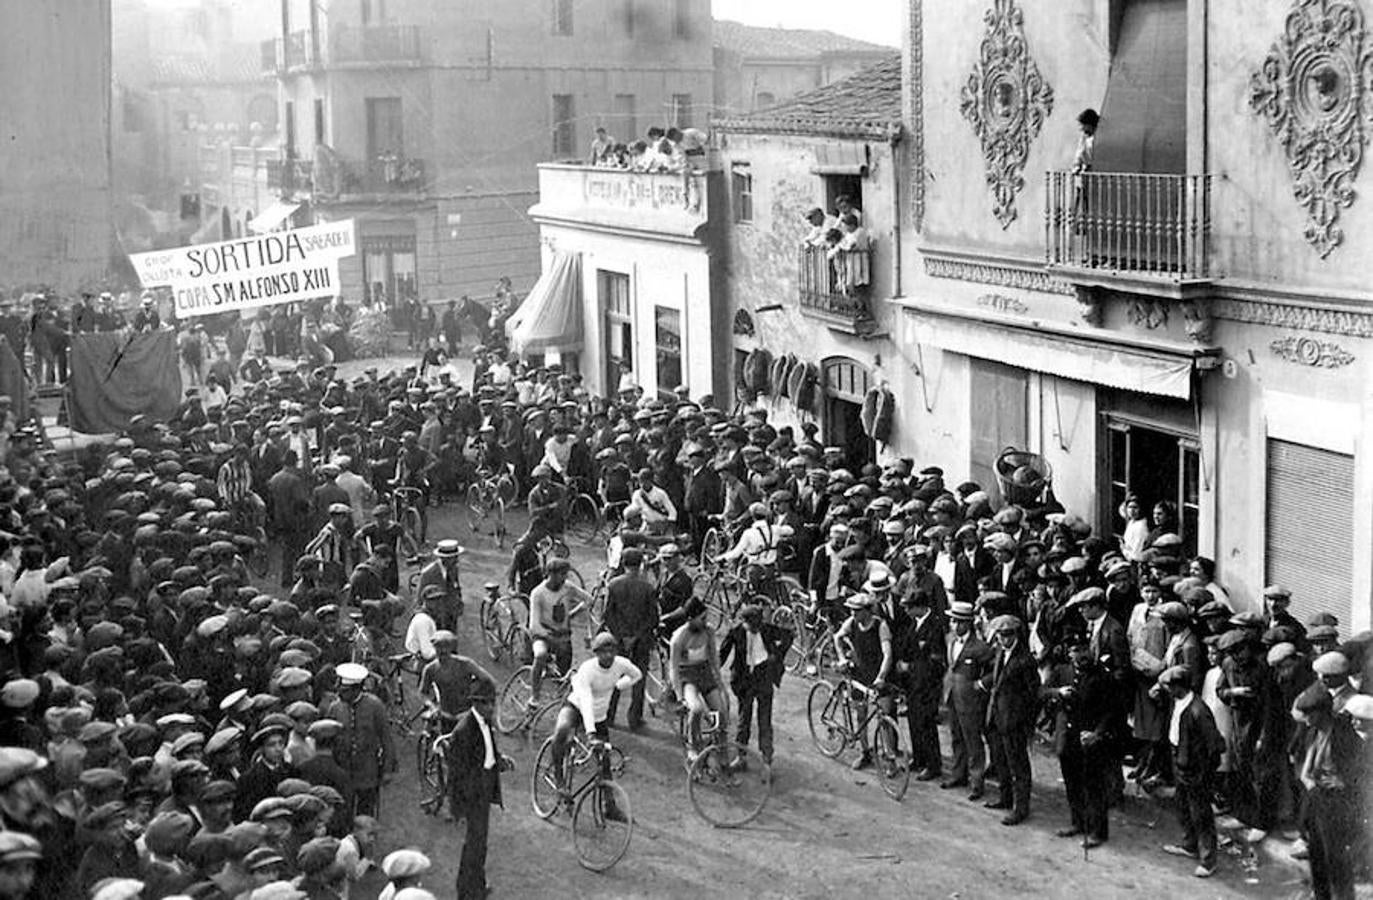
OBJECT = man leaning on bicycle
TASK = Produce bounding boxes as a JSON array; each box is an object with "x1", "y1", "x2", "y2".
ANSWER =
[
  {"x1": 420, "y1": 630, "x2": 498, "y2": 732},
  {"x1": 833, "y1": 592, "x2": 895, "y2": 771},
  {"x1": 527, "y1": 557, "x2": 590, "y2": 705},
  {"x1": 549, "y1": 632, "x2": 641, "y2": 790}
]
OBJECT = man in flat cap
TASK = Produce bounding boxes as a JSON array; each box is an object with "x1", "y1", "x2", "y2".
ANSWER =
[
  {"x1": 1159, "y1": 665, "x2": 1223, "y2": 878},
  {"x1": 984, "y1": 615, "x2": 1039, "y2": 826}
]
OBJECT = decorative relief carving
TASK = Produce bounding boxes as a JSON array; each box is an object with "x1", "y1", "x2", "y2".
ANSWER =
[
  {"x1": 1128, "y1": 298, "x2": 1169, "y2": 330},
  {"x1": 1180, "y1": 300, "x2": 1215, "y2": 345},
  {"x1": 910, "y1": 0, "x2": 925, "y2": 232},
  {"x1": 924, "y1": 256, "x2": 1073, "y2": 295},
  {"x1": 1249, "y1": 0, "x2": 1373, "y2": 258},
  {"x1": 1075, "y1": 286, "x2": 1103, "y2": 327},
  {"x1": 1270, "y1": 335, "x2": 1356, "y2": 367},
  {"x1": 1212, "y1": 297, "x2": 1373, "y2": 337},
  {"x1": 959, "y1": 0, "x2": 1054, "y2": 228},
  {"x1": 977, "y1": 293, "x2": 1029, "y2": 314},
  {"x1": 732, "y1": 308, "x2": 755, "y2": 337}
]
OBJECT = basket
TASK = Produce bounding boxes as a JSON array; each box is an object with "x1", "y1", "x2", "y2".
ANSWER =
[{"x1": 994, "y1": 446, "x2": 1053, "y2": 506}]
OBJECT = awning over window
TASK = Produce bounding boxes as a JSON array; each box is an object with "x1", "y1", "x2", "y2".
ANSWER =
[
  {"x1": 905, "y1": 305, "x2": 1207, "y2": 400},
  {"x1": 506, "y1": 252, "x2": 583, "y2": 355},
  {"x1": 810, "y1": 142, "x2": 868, "y2": 176},
  {"x1": 248, "y1": 201, "x2": 301, "y2": 234}
]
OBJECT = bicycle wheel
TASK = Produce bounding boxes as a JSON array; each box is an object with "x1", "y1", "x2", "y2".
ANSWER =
[
  {"x1": 406, "y1": 569, "x2": 422, "y2": 601},
  {"x1": 700, "y1": 528, "x2": 725, "y2": 567},
  {"x1": 401, "y1": 504, "x2": 424, "y2": 550},
  {"x1": 688, "y1": 742, "x2": 771, "y2": 828},
  {"x1": 417, "y1": 732, "x2": 445, "y2": 793},
  {"x1": 572, "y1": 781, "x2": 632, "y2": 872},
  {"x1": 873, "y1": 714, "x2": 910, "y2": 801},
  {"x1": 497, "y1": 473, "x2": 519, "y2": 506},
  {"x1": 506, "y1": 623, "x2": 532, "y2": 665},
  {"x1": 566, "y1": 565, "x2": 585, "y2": 591},
  {"x1": 769, "y1": 602, "x2": 797, "y2": 632},
  {"x1": 784, "y1": 623, "x2": 811, "y2": 675},
  {"x1": 566, "y1": 494, "x2": 601, "y2": 544},
  {"x1": 465, "y1": 484, "x2": 486, "y2": 534},
  {"x1": 587, "y1": 583, "x2": 608, "y2": 633},
  {"x1": 531, "y1": 737, "x2": 564, "y2": 820},
  {"x1": 494, "y1": 498, "x2": 507, "y2": 548},
  {"x1": 806, "y1": 681, "x2": 848, "y2": 758},
  {"x1": 495, "y1": 666, "x2": 533, "y2": 734}
]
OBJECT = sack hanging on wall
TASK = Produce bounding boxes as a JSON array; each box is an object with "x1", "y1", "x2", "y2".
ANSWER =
[
  {"x1": 872, "y1": 387, "x2": 895, "y2": 445},
  {"x1": 786, "y1": 359, "x2": 807, "y2": 406},
  {"x1": 744, "y1": 348, "x2": 772, "y2": 394},
  {"x1": 769, "y1": 354, "x2": 789, "y2": 399},
  {"x1": 861, "y1": 386, "x2": 880, "y2": 437}
]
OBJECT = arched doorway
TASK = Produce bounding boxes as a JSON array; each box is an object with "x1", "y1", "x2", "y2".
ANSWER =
[{"x1": 822, "y1": 356, "x2": 875, "y2": 467}]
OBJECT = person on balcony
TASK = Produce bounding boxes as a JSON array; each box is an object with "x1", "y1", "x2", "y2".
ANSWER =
[
  {"x1": 1071, "y1": 108, "x2": 1099, "y2": 237},
  {"x1": 588, "y1": 126, "x2": 616, "y2": 166},
  {"x1": 830, "y1": 214, "x2": 871, "y2": 299}
]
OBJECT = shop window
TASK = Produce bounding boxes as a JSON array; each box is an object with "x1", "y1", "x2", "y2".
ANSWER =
[
  {"x1": 731, "y1": 163, "x2": 753, "y2": 223},
  {"x1": 599, "y1": 270, "x2": 632, "y2": 390},
  {"x1": 1105, "y1": 419, "x2": 1200, "y2": 557},
  {"x1": 655, "y1": 306, "x2": 682, "y2": 396}
]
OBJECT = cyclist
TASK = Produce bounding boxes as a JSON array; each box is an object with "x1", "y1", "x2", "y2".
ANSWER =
[
  {"x1": 394, "y1": 431, "x2": 437, "y2": 543},
  {"x1": 656, "y1": 543, "x2": 693, "y2": 629},
  {"x1": 527, "y1": 558, "x2": 590, "y2": 706},
  {"x1": 506, "y1": 523, "x2": 546, "y2": 597},
  {"x1": 526, "y1": 464, "x2": 567, "y2": 538},
  {"x1": 218, "y1": 442, "x2": 266, "y2": 536},
  {"x1": 549, "y1": 632, "x2": 641, "y2": 788},
  {"x1": 405, "y1": 586, "x2": 444, "y2": 664},
  {"x1": 355, "y1": 503, "x2": 415, "y2": 594},
  {"x1": 832, "y1": 592, "x2": 894, "y2": 770},
  {"x1": 628, "y1": 468, "x2": 676, "y2": 536},
  {"x1": 419, "y1": 631, "x2": 498, "y2": 728},
  {"x1": 595, "y1": 448, "x2": 632, "y2": 510},
  {"x1": 669, "y1": 596, "x2": 733, "y2": 765}
]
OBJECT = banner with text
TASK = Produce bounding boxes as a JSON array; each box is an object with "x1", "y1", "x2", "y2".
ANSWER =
[{"x1": 129, "y1": 220, "x2": 356, "y2": 319}]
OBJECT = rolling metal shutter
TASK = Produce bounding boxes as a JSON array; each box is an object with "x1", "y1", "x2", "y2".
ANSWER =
[{"x1": 1265, "y1": 440, "x2": 1354, "y2": 629}]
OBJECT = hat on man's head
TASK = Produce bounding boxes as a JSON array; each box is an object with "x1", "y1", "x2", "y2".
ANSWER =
[
  {"x1": 1312, "y1": 651, "x2": 1350, "y2": 676},
  {"x1": 947, "y1": 601, "x2": 976, "y2": 621}
]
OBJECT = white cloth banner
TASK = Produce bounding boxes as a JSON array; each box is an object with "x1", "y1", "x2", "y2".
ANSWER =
[{"x1": 129, "y1": 220, "x2": 356, "y2": 319}]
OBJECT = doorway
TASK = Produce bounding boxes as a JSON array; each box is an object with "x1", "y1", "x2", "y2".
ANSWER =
[
  {"x1": 1104, "y1": 417, "x2": 1200, "y2": 557},
  {"x1": 822, "y1": 357, "x2": 874, "y2": 467}
]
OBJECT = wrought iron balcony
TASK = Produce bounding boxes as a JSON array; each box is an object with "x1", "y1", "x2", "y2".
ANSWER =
[
  {"x1": 283, "y1": 30, "x2": 316, "y2": 69},
  {"x1": 1046, "y1": 171, "x2": 1213, "y2": 287},
  {"x1": 266, "y1": 158, "x2": 314, "y2": 195},
  {"x1": 330, "y1": 25, "x2": 423, "y2": 65},
  {"x1": 799, "y1": 243, "x2": 874, "y2": 332},
  {"x1": 309, "y1": 150, "x2": 426, "y2": 200}
]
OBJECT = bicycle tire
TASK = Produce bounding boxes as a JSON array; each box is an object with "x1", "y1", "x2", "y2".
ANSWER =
[
  {"x1": 807, "y1": 681, "x2": 848, "y2": 758},
  {"x1": 873, "y1": 714, "x2": 910, "y2": 801},
  {"x1": 417, "y1": 732, "x2": 445, "y2": 794},
  {"x1": 465, "y1": 484, "x2": 486, "y2": 534},
  {"x1": 495, "y1": 665, "x2": 534, "y2": 734},
  {"x1": 506, "y1": 623, "x2": 532, "y2": 665},
  {"x1": 572, "y1": 780, "x2": 632, "y2": 872},
  {"x1": 401, "y1": 505, "x2": 424, "y2": 550},
  {"x1": 769, "y1": 602, "x2": 797, "y2": 632},
  {"x1": 497, "y1": 473, "x2": 518, "y2": 506},
  {"x1": 587, "y1": 582, "x2": 608, "y2": 633},
  {"x1": 566, "y1": 494, "x2": 601, "y2": 544},
  {"x1": 784, "y1": 623, "x2": 811, "y2": 675},
  {"x1": 480, "y1": 598, "x2": 505, "y2": 662},
  {"x1": 566, "y1": 565, "x2": 585, "y2": 591},
  {"x1": 494, "y1": 497, "x2": 507, "y2": 548},
  {"x1": 700, "y1": 528, "x2": 725, "y2": 567},
  {"x1": 531, "y1": 737, "x2": 563, "y2": 820},
  {"x1": 688, "y1": 743, "x2": 771, "y2": 828}
]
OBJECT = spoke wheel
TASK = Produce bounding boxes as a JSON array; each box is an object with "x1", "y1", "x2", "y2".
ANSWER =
[
  {"x1": 873, "y1": 715, "x2": 910, "y2": 801},
  {"x1": 465, "y1": 484, "x2": 486, "y2": 534},
  {"x1": 401, "y1": 505, "x2": 424, "y2": 550},
  {"x1": 572, "y1": 781, "x2": 633, "y2": 872},
  {"x1": 688, "y1": 743, "x2": 771, "y2": 828},
  {"x1": 700, "y1": 528, "x2": 725, "y2": 568},
  {"x1": 495, "y1": 666, "x2": 533, "y2": 734},
  {"x1": 494, "y1": 498, "x2": 507, "y2": 548},
  {"x1": 806, "y1": 681, "x2": 847, "y2": 758},
  {"x1": 587, "y1": 583, "x2": 608, "y2": 634},
  {"x1": 480, "y1": 599, "x2": 505, "y2": 661},
  {"x1": 531, "y1": 737, "x2": 564, "y2": 820},
  {"x1": 566, "y1": 494, "x2": 601, "y2": 544}
]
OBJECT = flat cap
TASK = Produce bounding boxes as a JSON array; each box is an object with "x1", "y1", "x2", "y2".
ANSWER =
[
  {"x1": 381, "y1": 849, "x2": 432, "y2": 878},
  {"x1": 0, "y1": 830, "x2": 42, "y2": 862},
  {"x1": 0, "y1": 679, "x2": 39, "y2": 709},
  {"x1": 1312, "y1": 651, "x2": 1350, "y2": 676}
]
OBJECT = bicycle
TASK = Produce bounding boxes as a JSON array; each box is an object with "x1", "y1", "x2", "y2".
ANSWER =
[
  {"x1": 416, "y1": 709, "x2": 454, "y2": 815},
  {"x1": 467, "y1": 466, "x2": 517, "y2": 546},
  {"x1": 530, "y1": 734, "x2": 632, "y2": 872},
  {"x1": 478, "y1": 582, "x2": 531, "y2": 664},
  {"x1": 391, "y1": 486, "x2": 426, "y2": 550},
  {"x1": 535, "y1": 534, "x2": 584, "y2": 589},
  {"x1": 373, "y1": 652, "x2": 426, "y2": 738},
  {"x1": 806, "y1": 673, "x2": 911, "y2": 800},
  {"x1": 494, "y1": 656, "x2": 572, "y2": 736},
  {"x1": 676, "y1": 706, "x2": 771, "y2": 828},
  {"x1": 563, "y1": 477, "x2": 604, "y2": 545},
  {"x1": 784, "y1": 600, "x2": 841, "y2": 679}
]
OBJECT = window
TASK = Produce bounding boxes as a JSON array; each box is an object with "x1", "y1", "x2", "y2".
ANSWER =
[
  {"x1": 671, "y1": 93, "x2": 692, "y2": 128},
  {"x1": 823, "y1": 174, "x2": 863, "y2": 217},
  {"x1": 599, "y1": 270, "x2": 633, "y2": 391},
  {"x1": 552, "y1": 94, "x2": 576, "y2": 158},
  {"x1": 731, "y1": 163, "x2": 753, "y2": 223},
  {"x1": 755, "y1": 91, "x2": 775, "y2": 110},
  {"x1": 613, "y1": 94, "x2": 636, "y2": 146},
  {"x1": 313, "y1": 99, "x2": 325, "y2": 146},
  {"x1": 622, "y1": 0, "x2": 634, "y2": 35},
  {"x1": 552, "y1": 0, "x2": 573, "y2": 35},
  {"x1": 365, "y1": 96, "x2": 404, "y2": 158},
  {"x1": 1105, "y1": 419, "x2": 1200, "y2": 558},
  {"x1": 655, "y1": 307, "x2": 682, "y2": 396},
  {"x1": 673, "y1": 0, "x2": 690, "y2": 38}
]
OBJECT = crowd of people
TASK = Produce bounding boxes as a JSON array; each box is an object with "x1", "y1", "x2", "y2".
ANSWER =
[
  {"x1": 586, "y1": 124, "x2": 709, "y2": 173},
  {"x1": 0, "y1": 297, "x2": 1367, "y2": 900}
]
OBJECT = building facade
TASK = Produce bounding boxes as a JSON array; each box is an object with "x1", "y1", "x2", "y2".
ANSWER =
[
  {"x1": 0, "y1": 0, "x2": 114, "y2": 292},
  {"x1": 265, "y1": 0, "x2": 714, "y2": 308},
  {"x1": 713, "y1": 20, "x2": 895, "y2": 116},
  {"x1": 897, "y1": 0, "x2": 1373, "y2": 630}
]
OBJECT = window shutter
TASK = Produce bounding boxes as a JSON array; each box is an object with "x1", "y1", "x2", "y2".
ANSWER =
[{"x1": 1265, "y1": 440, "x2": 1354, "y2": 632}]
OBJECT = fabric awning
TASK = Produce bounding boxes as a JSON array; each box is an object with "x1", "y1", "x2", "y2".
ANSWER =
[
  {"x1": 507, "y1": 252, "x2": 582, "y2": 354},
  {"x1": 905, "y1": 305, "x2": 1207, "y2": 400},
  {"x1": 248, "y1": 201, "x2": 301, "y2": 234},
  {"x1": 810, "y1": 142, "x2": 868, "y2": 176}
]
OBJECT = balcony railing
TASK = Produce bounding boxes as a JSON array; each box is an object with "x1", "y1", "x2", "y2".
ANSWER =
[
  {"x1": 284, "y1": 30, "x2": 316, "y2": 69},
  {"x1": 331, "y1": 25, "x2": 423, "y2": 65},
  {"x1": 266, "y1": 158, "x2": 314, "y2": 195},
  {"x1": 1046, "y1": 171, "x2": 1213, "y2": 281},
  {"x1": 799, "y1": 243, "x2": 873, "y2": 328}
]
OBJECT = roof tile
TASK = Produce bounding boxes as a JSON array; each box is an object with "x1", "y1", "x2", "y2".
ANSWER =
[
  {"x1": 713, "y1": 20, "x2": 895, "y2": 59},
  {"x1": 714, "y1": 54, "x2": 903, "y2": 139}
]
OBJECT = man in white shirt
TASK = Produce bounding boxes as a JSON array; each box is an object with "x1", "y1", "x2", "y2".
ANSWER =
[
  {"x1": 629, "y1": 468, "x2": 677, "y2": 534},
  {"x1": 716, "y1": 502, "x2": 791, "y2": 568},
  {"x1": 403, "y1": 588, "x2": 442, "y2": 662},
  {"x1": 548, "y1": 633, "x2": 641, "y2": 785}
]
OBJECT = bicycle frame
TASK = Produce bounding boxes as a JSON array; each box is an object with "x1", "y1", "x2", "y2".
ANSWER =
[{"x1": 822, "y1": 677, "x2": 888, "y2": 748}]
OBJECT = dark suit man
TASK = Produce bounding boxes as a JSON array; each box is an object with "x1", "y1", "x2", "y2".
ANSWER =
[
  {"x1": 942, "y1": 601, "x2": 996, "y2": 798},
  {"x1": 1043, "y1": 635, "x2": 1116, "y2": 845},
  {"x1": 1160, "y1": 665, "x2": 1223, "y2": 876},
  {"x1": 984, "y1": 614, "x2": 1040, "y2": 825},
  {"x1": 1071, "y1": 587, "x2": 1132, "y2": 802},
  {"x1": 602, "y1": 549, "x2": 658, "y2": 729},
  {"x1": 683, "y1": 449, "x2": 722, "y2": 552},
  {"x1": 892, "y1": 588, "x2": 947, "y2": 779},
  {"x1": 952, "y1": 528, "x2": 994, "y2": 607},
  {"x1": 719, "y1": 605, "x2": 792, "y2": 764},
  {"x1": 445, "y1": 689, "x2": 512, "y2": 900}
]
